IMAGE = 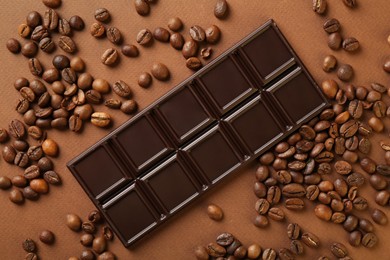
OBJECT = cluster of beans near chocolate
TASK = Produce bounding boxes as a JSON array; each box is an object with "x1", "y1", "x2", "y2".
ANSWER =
[
  {"x1": 0, "y1": 120, "x2": 61, "y2": 204},
  {"x1": 194, "y1": 225, "x2": 322, "y2": 260},
  {"x1": 253, "y1": 78, "x2": 389, "y2": 251},
  {"x1": 21, "y1": 229, "x2": 55, "y2": 259},
  {"x1": 66, "y1": 210, "x2": 116, "y2": 260}
]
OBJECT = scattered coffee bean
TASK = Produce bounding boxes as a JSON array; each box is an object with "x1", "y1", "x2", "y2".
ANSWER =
[
  {"x1": 368, "y1": 116, "x2": 384, "y2": 132},
  {"x1": 14, "y1": 77, "x2": 29, "y2": 91},
  {"x1": 78, "y1": 73, "x2": 93, "y2": 90},
  {"x1": 253, "y1": 215, "x2": 269, "y2": 228},
  {"x1": 190, "y1": 25, "x2": 206, "y2": 42},
  {"x1": 81, "y1": 249, "x2": 95, "y2": 260},
  {"x1": 41, "y1": 139, "x2": 58, "y2": 157},
  {"x1": 214, "y1": 0, "x2": 229, "y2": 19},
  {"x1": 201, "y1": 47, "x2": 212, "y2": 59},
  {"x1": 194, "y1": 245, "x2": 209, "y2": 260},
  {"x1": 66, "y1": 213, "x2": 82, "y2": 231},
  {"x1": 330, "y1": 242, "x2": 348, "y2": 258},
  {"x1": 170, "y1": 32, "x2": 184, "y2": 50},
  {"x1": 105, "y1": 99, "x2": 121, "y2": 109},
  {"x1": 182, "y1": 39, "x2": 198, "y2": 59},
  {"x1": 26, "y1": 11, "x2": 42, "y2": 28},
  {"x1": 153, "y1": 27, "x2": 170, "y2": 42},
  {"x1": 91, "y1": 112, "x2": 111, "y2": 127},
  {"x1": 207, "y1": 204, "x2": 223, "y2": 221},
  {"x1": 323, "y1": 18, "x2": 340, "y2": 33},
  {"x1": 287, "y1": 223, "x2": 301, "y2": 240},
  {"x1": 322, "y1": 55, "x2": 337, "y2": 72},
  {"x1": 43, "y1": 8, "x2": 59, "y2": 31},
  {"x1": 95, "y1": 8, "x2": 110, "y2": 22},
  {"x1": 121, "y1": 44, "x2": 139, "y2": 57},
  {"x1": 82, "y1": 221, "x2": 96, "y2": 234},
  {"x1": 58, "y1": 36, "x2": 77, "y2": 53},
  {"x1": 42, "y1": 0, "x2": 61, "y2": 8},
  {"x1": 168, "y1": 17, "x2": 183, "y2": 31},
  {"x1": 101, "y1": 48, "x2": 118, "y2": 66},
  {"x1": 30, "y1": 179, "x2": 49, "y2": 194},
  {"x1": 69, "y1": 15, "x2": 84, "y2": 30},
  {"x1": 262, "y1": 248, "x2": 277, "y2": 260},
  {"x1": 121, "y1": 100, "x2": 138, "y2": 114},
  {"x1": 112, "y1": 80, "x2": 132, "y2": 98},
  {"x1": 205, "y1": 25, "x2": 221, "y2": 44},
  {"x1": 315, "y1": 204, "x2": 332, "y2": 221},
  {"x1": 92, "y1": 236, "x2": 107, "y2": 254},
  {"x1": 328, "y1": 32, "x2": 342, "y2": 50},
  {"x1": 138, "y1": 72, "x2": 152, "y2": 88},
  {"x1": 28, "y1": 58, "x2": 43, "y2": 76},
  {"x1": 58, "y1": 18, "x2": 71, "y2": 36},
  {"x1": 70, "y1": 56, "x2": 85, "y2": 72},
  {"x1": 321, "y1": 79, "x2": 338, "y2": 99},
  {"x1": 9, "y1": 119, "x2": 25, "y2": 139},
  {"x1": 39, "y1": 230, "x2": 55, "y2": 244},
  {"x1": 268, "y1": 207, "x2": 285, "y2": 221},
  {"x1": 371, "y1": 208, "x2": 388, "y2": 225},
  {"x1": 151, "y1": 62, "x2": 170, "y2": 81},
  {"x1": 362, "y1": 232, "x2": 378, "y2": 248},
  {"x1": 0, "y1": 176, "x2": 12, "y2": 190},
  {"x1": 337, "y1": 64, "x2": 354, "y2": 81},
  {"x1": 107, "y1": 27, "x2": 122, "y2": 44},
  {"x1": 134, "y1": 0, "x2": 150, "y2": 16},
  {"x1": 186, "y1": 57, "x2": 202, "y2": 70},
  {"x1": 42, "y1": 68, "x2": 59, "y2": 83},
  {"x1": 90, "y1": 22, "x2": 105, "y2": 37},
  {"x1": 375, "y1": 190, "x2": 390, "y2": 206},
  {"x1": 6, "y1": 38, "x2": 21, "y2": 54},
  {"x1": 31, "y1": 25, "x2": 49, "y2": 41},
  {"x1": 23, "y1": 186, "x2": 39, "y2": 201},
  {"x1": 301, "y1": 232, "x2": 320, "y2": 248},
  {"x1": 92, "y1": 78, "x2": 110, "y2": 94},
  {"x1": 24, "y1": 165, "x2": 40, "y2": 179},
  {"x1": 38, "y1": 157, "x2": 53, "y2": 171},
  {"x1": 18, "y1": 24, "x2": 31, "y2": 38},
  {"x1": 85, "y1": 90, "x2": 102, "y2": 104},
  {"x1": 343, "y1": 37, "x2": 359, "y2": 52},
  {"x1": 80, "y1": 233, "x2": 94, "y2": 247},
  {"x1": 247, "y1": 243, "x2": 261, "y2": 259},
  {"x1": 12, "y1": 175, "x2": 28, "y2": 188},
  {"x1": 207, "y1": 242, "x2": 226, "y2": 257},
  {"x1": 43, "y1": 170, "x2": 61, "y2": 185},
  {"x1": 9, "y1": 188, "x2": 24, "y2": 204},
  {"x1": 137, "y1": 29, "x2": 153, "y2": 45}
]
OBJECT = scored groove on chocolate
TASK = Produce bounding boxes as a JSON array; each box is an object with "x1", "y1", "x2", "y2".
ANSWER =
[{"x1": 68, "y1": 19, "x2": 329, "y2": 247}]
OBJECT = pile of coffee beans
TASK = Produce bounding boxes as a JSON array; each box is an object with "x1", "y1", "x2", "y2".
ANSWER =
[
  {"x1": 194, "y1": 227, "x2": 322, "y2": 260},
  {"x1": 21, "y1": 229, "x2": 55, "y2": 259},
  {"x1": 66, "y1": 210, "x2": 116, "y2": 260},
  {"x1": 0, "y1": 120, "x2": 61, "y2": 204}
]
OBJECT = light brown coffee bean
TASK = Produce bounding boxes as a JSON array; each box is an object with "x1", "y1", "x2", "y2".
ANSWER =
[
  {"x1": 313, "y1": 0, "x2": 327, "y2": 14},
  {"x1": 101, "y1": 48, "x2": 118, "y2": 66},
  {"x1": 214, "y1": 0, "x2": 229, "y2": 19},
  {"x1": 207, "y1": 204, "x2": 223, "y2": 221}
]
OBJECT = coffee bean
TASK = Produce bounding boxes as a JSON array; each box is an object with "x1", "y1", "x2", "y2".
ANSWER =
[
  {"x1": 58, "y1": 36, "x2": 77, "y2": 53},
  {"x1": 27, "y1": 145, "x2": 43, "y2": 161},
  {"x1": 18, "y1": 24, "x2": 31, "y2": 38},
  {"x1": 315, "y1": 204, "x2": 332, "y2": 221},
  {"x1": 24, "y1": 165, "x2": 40, "y2": 180},
  {"x1": 368, "y1": 116, "x2": 384, "y2": 132},
  {"x1": 375, "y1": 190, "x2": 390, "y2": 206},
  {"x1": 41, "y1": 139, "x2": 58, "y2": 157},
  {"x1": 28, "y1": 58, "x2": 43, "y2": 76},
  {"x1": 168, "y1": 17, "x2": 183, "y2": 31},
  {"x1": 337, "y1": 64, "x2": 354, "y2": 81},
  {"x1": 23, "y1": 186, "x2": 39, "y2": 200},
  {"x1": 301, "y1": 232, "x2": 320, "y2": 248},
  {"x1": 9, "y1": 188, "x2": 24, "y2": 204},
  {"x1": 37, "y1": 230, "x2": 55, "y2": 245},
  {"x1": 343, "y1": 0, "x2": 356, "y2": 8},
  {"x1": 362, "y1": 233, "x2": 378, "y2": 248},
  {"x1": 69, "y1": 15, "x2": 84, "y2": 30},
  {"x1": 95, "y1": 8, "x2": 110, "y2": 22},
  {"x1": 43, "y1": 170, "x2": 61, "y2": 185},
  {"x1": 137, "y1": 29, "x2": 153, "y2": 45},
  {"x1": 372, "y1": 208, "x2": 388, "y2": 225},
  {"x1": 102, "y1": 226, "x2": 113, "y2": 241},
  {"x1": 43, "y1": 9, "x2": 59, "y2": 31},
  {"x1": 78, "y1": 73, "x2": 93, "y2": 90},
  {"x1": 134, "y1": 0, "x2": 150, "y2": 16},
  {"x1": 39, "y1": 37, "x2": 56, "y2": 54},
  {"x1": 138, "y1": 72, "x2": 152, "y2": 88},
  {"x1": 81, "y1": 249, "x2": 95, "y2": 260},
  {"x1": 285, "y1": 198, "x2": 305, "y2": 210},
  {"x1": 66, "y1": 213, "x2": 82, "y2": 231},
  {"x1": 205, "y1": 25, "x2": 221, "y2": 44},
  {"x1": 328, "y1": 32, "x2": 342, "y2": 50},
  {"x1": 88, "y1": 210, "x2": 102, "y2": 224},
  {"x1": 189, "y1": 25, "x2": 206, "y2": 42},
  {"x1": 56, "y1": 18, "x2": 71, "y2": 36},
  {"x1": 207, "y1": 204, "x2": 223, "y2": 221},
  {"x1": 214, "y1": 0, "x2": 229, "y2": 19},
  {"x1": 348, "y1": 186, "x2": 358, "y2": 201},
  {"x1": 85, "y1": 90, "x2": 102, "y2": 104},
  {"x1": 348, "y1": 230, "x2": 362, "y2": 247},
  {"x1": 151, "y1": 62, "x2": 170, "y2": 81},
  {"x1": 322, "y1": 55, "x2": 337, "y2": 72},
  {"x1": 340, "y1": 120, "x2": 358, "y2": 137},
  {"x1": 69, "y1": 115, "x2": 82, "y2": 132},
  {"x1": 112, "y1": 80, "x2": 132, "y2": 98},
  {"x1": 12, "y1": 175, "x2": 27, "y2": 188},
  {"x1": 14, "y1": 77, "x2": 29, "y2": 91},
  {"x1": 348, "y1": 99, "x2": 363, "y2": 119},
  {"x1": 367, "y1": 90, "x2": 382, "y2": 102},
  {"x1": 323, "y1": 18, "x2": 340, "y2": 33},
  {"x1": 31, "y1": 25, "x2": 49, "y2": 41},
  {"x1": 353, "y1": 196, "x2": 368, "y2": 210},
  {"x1": 321, "y1": 79, "x2": 338, "y2": 99},
  {"x1": 266, "y1": 185, "x2": 281, "y2": 204},
  {"x1": 182, "y1": 39, "x2": 198, "y2": 59},
  {"x1": 343, "y1": 37, "x2": 359, "y2": 52},
  {"x1": 268, "y1": 207, "x2": 285, "y2": 221},
  {"x1": 247, "y1": 244, "x2": 261, "y2": 259},
  {"x1": 101, "y1": 48, "x2": 118, "y2": 66},
  {"x1": 91, "y1": 112, "x2": 111, "y2": 127},
  {"x1": 216, "y1": 232, "x2": 234, "y2": 246},
  {"x1": 90, "y1": 22, "x2": 105, "y2": 37},
  {"x1": 255, "y1": 198, "x2": 270, "y2": 214},
  {"x1": 7, "y1": 38, "x2": 21, "y2": 54},
  {"x1": 82, "y1": 221, "x2": 96, "y2": 234},
  {"x1": 0, "y1": 176, "x2": 11, "y2": 190},
  {"x1": 42, "y1": 68, "x2": 60, "y2": 83},
  {"x1": 26, "y1": 11, "x2": 42, "y2": 28},
  {"x1": 107, "y1": 27, "x2": 122, "y2": 44},
  {"x1": 13, "y1": 140, "x2": 28, "y2": 152},
  {"x1": 201, "y1": 47, "x2": 212, "y2": 59},
  {"x1": 38, "y1": 157, "x2": 53, "y2": 171},
  {"x1": 104, "y1": 99, "x2": 121, "y2": 110},
  {"x1": 80, "y1": 233, "x2": 94, "y2": 247},
  {"x1": 14, "y1": 151, "x2": 29, "y2": 167},
  {"x1": 22, "y1": 239, "x2": 36, "y2": 253},
  {"x1": 207, "y1": 242, "x2": 226, "y2": 257},
  {"x1": 290, "y1": 240, "x2": 304, "y2": 255},
  {"x1": 186, "y1": 57, "x2": 202, "y2": 71},
  {"x1": 253, "y1": 215, "x2": 269, "y2": 228},
  {"x1": 330, "y1": 242, "x2": 348, "y2": 258},
  {"x1": 170, "y1": 32, "x2": 184, "y2": 50},
  {"x1": 377, "y1": 164, "x2": 390, "y2": 176},
  {"x1": 9, "y1": 119, "x2": 26, "y2": 139},
  {"x1": 74, "y1": 104, "x2": 93, "y2": 121},
  {"x1": 93, "y1": 236, "x2": 107, "y2": 254},
  {"x1": 358, "y1": 138, "x2": 371, "y2": 154},
  {"x1": 259, "y1": 152, "x2": 275, "y2": 165},
  {"x1": 313, "y1": 0, "x2": 327, "y2": 14},
  {"x1": 121, "y1": 44, "x2": 139, "y2": 57},
  {"x1": 373, "y1": 101, "x2": 387, "y2": 118},
  {"x1": 16, "y1": 98, "x2": 30, "y2": 114},
  {"x1": 121, "y1": 100, "x2": 138, "y2": 114},
  {"x1": 287, "y1": 223, "x2": 301, "y2": 240},
  {"x1": 35, "y1": 107, "x2": 53, "y2": 118},
  {"x1": 360, "y1": 157, "x2": 376, "y2": 174},
  {"x1": 153, "y1": 27, "x2": 170, "y2": 42},
  {"x1": 282, "y1": 183, "x2": 305, "y2": 197}
]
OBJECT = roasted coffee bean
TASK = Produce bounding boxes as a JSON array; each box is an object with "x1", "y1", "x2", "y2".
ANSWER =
[
  {"x1": 343, "y1": 150, "x2": 358, "y2": 163},
  {"x1": 207, "y1": 242, "x2": 226, "y2": 257},
  {"x1": 74, "y1": 104, "x2": 93, "y2": 121},
  {"x1": 27, "y1": 145, "x2": 43, "y2": 161},
  {"x1": 7, "y1": 38, "x2": 21, "y2": 54},
  {"x1": 72, "y1": 89, "x2": 86, "y2": 105},
  {"x1": 348, "y1": 230, "x2": 362, "y2": 247},
  {"x1": 186, "y1": 57, "x2": 202, "y2": 70},
  {"x1": 80, "y1": 233, "x2": 94, "y2": 247},
  {"x1": 268, "y1": 207, "x2": 285, "y2": 221},
  {"x1": 37, "y1": 157, "x2": 53, "y2": 171},
  {"x1": 288, "y1": 160, "x2": 306, "y2": 171},
  {"x1": 273, "y1": 170, "x2": 291, "y2": 184},
  {"x1": 361, "y1": 232, "x2": 378, "y2": 248},
  {"x1": 95, "y1": 8, "x2": 110, "y2": 22},
  {"x1": 348, "y1": 186, "x2": 358, "y2": 201},
  {"x1": 313, "y1": 0, "x2": 327, "y2": 14},
  {"x1": 12, "y1": 175, "x2": 27, "y2": 188},
  {"x1": 262, "y1": 248, "x2": 277, "y2": 260},
  {"x1": 323, "y1": 18, "x2": 340, "y2": 33},
  {"x1": 85, "y1": 90, "x2": 102, "y2": 104},
  {"x1": 306, "y1": 185, "x2": 319, "y2": 201},
  {"x1": 43, "y1": 171, "x2": 61, "y2": 185},
  {"x1": 43, "y1": 9, "x2": 59, "y2": 31},
  {"x1": 295, "y1": 139, "x2": 314, "y2": 153},
  {"x1": 347, "y1": 172, "x2": 365, "y2": 187},
  {"x1": 375, "y1": 190, "x2": 390, "y2": 206},
  {"x1": 285, "y1": 198, "x2": 304, "y2": 210},
  {"x1": 337, "y1": 64, "x2": 354, "y2": 81},
  {"x1": 138, "y1": 72, "x2": 152, "y2": 88},
  {"x1": 137, "y1": 29, "x2": 153, "y2": 45},
  {"x1": 9, "y1": 188, "x2": 24, "y2": 204},
  {"x1": 134, "y1": 0, "x2": 150, "y2": 16},
  {"x1": 14, "y1": 77, "x2": 29, "y2": 91},
  {"x1": 20, "y1": 87, "x2": 36, "y2": 102},
  {"x1": 278, "y1": 248, "x2": 294, "y2": 260},
  {"x1": 50, "y1": 94, "x2": 62, "y2": 109},
  {"x1": 104, "y1": 99, "x2": 121, "y2": 109},
  {"x1": 200, "y1": 47, "x2": 213, "y2": 59},
  {"x1": 66, "y1": 213, "x2": 82, "y2": 231},
  {"x1": 101, "y1": 48, "x2": 118, "y2": 65},
  {"x1": 0, "y1": 176, "x2": 12, "y2": 190},
  {"x1": 22, "y1": 239, "x2": 36, "y2": 253},
  {"x1": 39, "y1": 230, "x2": 55, "y2": 244},
  {"x1": 287, "y1": 223, "x2": 301, "y2": 240},
  {"x1": 41, "y1": 139, "x2": 58, "y2": 157},
  {"x1": 353, "y1": 197, "x2": 368, "y2": 210},
  {"x1": 304, "y1": 173, "x2": 322, "y2": 185},
  {"x1": 205, "y1": 25, "x2": 221, "y2": 44},
  {"x1": 259, "y1": 152, "x2": 275, "y2": 165},
  {"x1": 69, "y1": 15, "x2": 84, "y2": 30},
  {"x1": 69, "y1": 56, "x2": 85, "y2": 72},
  {"x1": 92, "y1": 78, "x2": 110, "y2": 94},
  {"x1": 107, "y1": 27, "x2": 122, "y2": 44},
  {"x1": 27, "y1": 126, "x2": 42, "y2": 140},
  {"x1": 253, "y1": 215, "x2": 269, "y2": 228},
  {"x1": 360, "y1": 157, "x2": 376, "y2": 174},
  {"x1": 82, "y1": 221, "x2": 96, "y2": 234},
  {"x1": 368, "y1": 116, "x2": 384, "y2": 132},
  {"x1": 214, "y1": 0, "x2": 229, "y2": 19},
  {"x1": 373, "y1": 101, "x2": 387, "y2": 117},
  {"x1": 334, "y1": 137, "x2": 345, "y2": 155},
  {"x1": 265, "y1": 178, "x2": 278, "y2": 187},
  {"x1": 78, "y1": 73, "x2": 93, "y2": 90},
  {"x1": 344, "y1": 215, "x2": 359, "y2": 231},
  {"x1": 282, "y1": 184, "x2": 305, "y2": 197},
  {"x1": 300, "y1": 125, "x2": 316, "y2": 140},
  {"x1": 69, "y1": 115, "x2": 82, "y2": 132},
  {"x1": 358, "y1": 138, "x2": 370, "y2": 154},
  {"x1": 340, "y1": 120, "x2": 358, "y2": 137},
  {"x1": 371, "y1": 208, "x2": 388, "y2": 225},
  {"x1": 367, "y1": 90, "x2": 381, "y2": 102},
  {"x1": 182, "y1": 39, "x2": 198, "y2": 59},
  {"x1": 52, "y1": 55, "x2": 69, "y2": 70},
  {"x1": 121, "y1": 100, "x2": 138, "y2": 114},
  {"x1": 343, "y1": 0, "x2": 356, "y2": 8},
  {"x1": 28, "y1": 58, "x2": 43, "y2": 76},
  {"x1": 371, "y1": 82, "x2": 386, "y2": 93},
  {"x1": 23, "y1": 186, "x2": 39, "y2": 200},
  {"x1": 355, "y1": 86, "x2": 368, "y2": 100},
  {"x1": 345, "y1": 136, "x2": 358, "y2": 151},
  {"x1": 35, "y1": 107, "x2": 53, "y2": 118},
  {"x1": 301, "y1": 232, "x2": 320, "y2": 248},
  {"x1": 377, "y1": 164, "x2": 390, "y2": 176},
  {"x1": 275, "y1": 142, "x2": 289, "y2": 153},
  {"x1": 26, "y1": 11, "x2": 42, "y2": 28},
  {"x1": 58, "y1": 18, "x2": 71, "y2": 36},
  {"x1": 359, "y1": 218, "x2": 374, "y2": 233},
  {"x1": 151, "y1": 62, "x2": 170, "y2": 81},
  {"x1": 328, "y1": 32, "x2": 342, "y2": 50},
  {"x1": 189, "y1": 25, "x2": 206, "y2": 42},
  {"x1": 42, "y1": 68, "x2": 59, "y2": 83},
  {"x1": 255, "y1": 198, "x2": 270, "y2": 214},
  {"x1": 80, "y1": 249, "x2": 95, "y2": 260},
  {"x1": 166, "y1": 17, "x2": 183, "y2": 32},
  {"x1": 88, "y1": 210, "x2": 102, "y2": 224},
  {"x1": 315, "y1": 204, "x2": 332, "y2": 221},
  {"x1": 332, "y1": 212, "x2": 346, "y2": 223},
  {"x1": 207, "y1": 204, "x2": 223, "y2": 221},
  {"x1": 256, "y1": 166, "x2": 269, "y2": 181},
  {"x1": 42, "y1": 0, "x2": 61, "y2": 8},
  {"x1": 18, "y1": 24, "x2": 31, "y2": 38},
  {"x1": 51, "y1": 117, "x2": 67, "y2": 129},
  {"x1": 0, "y1": 128, "x2": 9, "y2": 143},
  {"x1": 90, "y1": 22, "x2": 105, "y2": 37},
  {"x1": 101, "y1": 226, "x2": 113, "y2": 241},
  {"x1": 16, "y1": 98, "x2": 30, "y2": 114},
  {"x1": 343, "y1": 37, "x2": 359, "y2": 52},
  {"x1": 278, "y1": 146, "x2": 296, "y2": 159},
  {"x1": 112, "y1": 80, "x2": 132, "y2": 98},
  {"x1": 216, "y1": 232, "x2": 234, "y2": 246},
  {"x1": 267, "y1": 185, "x2": 281, "y2": 204},
  {"x1": 290, "y1": 240, "x2": 304, "y2": 255},
  {"x1": 9, "y1": 119, "x2": 25, "y2": 139},
  {"x1": 348, "y1": 99, "x2": 363, "y2": 119},
  {"x1": 31, "y1": 25, "x2": 49, "y2": 42},
  {"x1": 330, "y1": 242, "x2": 348, "y2": 258},
  {"x1": 24, "y1": 165, "x2": 40, "y2": 180},
  {"x1": 153, "y1": 27, "x2": 170, "y2": 42},
  {"x1": 58, "y1": 36, "x2": 76, "y2": 53},
  {"x1": 121, "y1": 44, "x2": 139, "y2": 57}
]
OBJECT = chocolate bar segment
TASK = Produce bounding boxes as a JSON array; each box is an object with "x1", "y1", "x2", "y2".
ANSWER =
[{"x1": 68, "y1": 19, "x2": 329, "y2": 247}]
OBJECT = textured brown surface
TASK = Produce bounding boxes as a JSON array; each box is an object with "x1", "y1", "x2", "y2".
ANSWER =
[{"x1": 0, "y1": 0, "x2": 389, "y2": 259}]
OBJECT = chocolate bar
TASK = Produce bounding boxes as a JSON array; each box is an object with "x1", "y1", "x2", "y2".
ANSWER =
[{"x1": 67, "y1": 19, "x2": 329, "y2": 247}]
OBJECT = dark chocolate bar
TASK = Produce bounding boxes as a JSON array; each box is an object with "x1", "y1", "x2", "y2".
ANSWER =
[{"x1": 67, "y1": 19, "x2": 329, "y2": 247}]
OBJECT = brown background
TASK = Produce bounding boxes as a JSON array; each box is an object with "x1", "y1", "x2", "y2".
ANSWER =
[{"x1": 0, "y1": 0, "x2": 389, "y2": 259}]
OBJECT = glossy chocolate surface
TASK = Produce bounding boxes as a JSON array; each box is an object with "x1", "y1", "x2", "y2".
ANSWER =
[{"x1": 68, "y1": 19, "x2": 328, "y2": 247}]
